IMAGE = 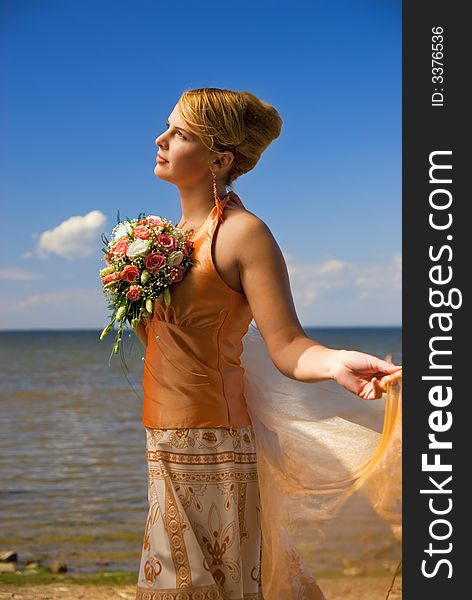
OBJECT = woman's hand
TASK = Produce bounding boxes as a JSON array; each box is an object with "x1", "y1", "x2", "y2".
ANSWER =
[
  {"x1": 330, "y1": 349, "x2": 402, "y2": 400},
  {"x1": 379, "y1": 368, "x2": 403, "y2": 391}
]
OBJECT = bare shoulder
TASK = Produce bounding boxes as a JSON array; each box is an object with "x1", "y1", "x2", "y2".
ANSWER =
[
  {"x1": 213, "y1": 204, "x2": 278, "y2": 294},
  {"x1": 222, "y1": 204, "x2": 275, "y2": 253}
]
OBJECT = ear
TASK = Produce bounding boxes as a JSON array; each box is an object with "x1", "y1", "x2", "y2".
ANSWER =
[{"x1": 210, "y1": 150, "x2": 234, "y2": 174}]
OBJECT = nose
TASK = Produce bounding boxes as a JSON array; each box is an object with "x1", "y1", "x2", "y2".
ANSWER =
[{"x1": 155, "y1": 131, "x2": 167, "y2": 148}]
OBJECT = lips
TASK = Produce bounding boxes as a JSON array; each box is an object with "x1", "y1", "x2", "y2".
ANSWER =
[{"x1": 156, "y1": 155, "x2": 168, "y2": 163}]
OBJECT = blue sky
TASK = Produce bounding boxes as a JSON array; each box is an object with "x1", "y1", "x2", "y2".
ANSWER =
[{"x1": 0, "y1": 0, "x2": 401, "y2": 329}]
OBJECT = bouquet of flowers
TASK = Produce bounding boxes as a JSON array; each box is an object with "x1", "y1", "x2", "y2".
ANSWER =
[{"x1": 99, "y1": 212, "x2": 194, "y2": 354}]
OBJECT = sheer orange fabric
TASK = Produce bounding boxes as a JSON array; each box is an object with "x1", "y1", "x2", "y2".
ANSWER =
[{"x1": 240, "y1": 323, "x2": 402, "y2": 599}]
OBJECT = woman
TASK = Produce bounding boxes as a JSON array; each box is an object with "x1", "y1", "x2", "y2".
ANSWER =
[{"x1": 134, "y1": 88, "x2": 402, "y2": 600}]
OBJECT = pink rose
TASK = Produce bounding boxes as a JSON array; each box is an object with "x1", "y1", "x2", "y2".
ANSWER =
[
  {"x1": 126, "y1": 285, "x2": 142, "y2": 301},
  {"x1": 147, "y1": 217, "x2": 166, "y2": 228},
  {"x1": 120, "y1": 265, "x2": 140, "y2": 282},
  {"x1": 182, "y1": 238, "x2": 193, "y2": 257},
  {"x1": 155, "y1": 233, "x2": 178, "y2": 251},
  {"x1": 169, "y1": 265, "x2": 184, "y2": 283},
  {"x1": 133, "y1": 225, "x2": 152, "y2": 240},
  {"x1": 101, "y1": 273, "x2": 121, "y2": 285},
  {"x1": 112, "y1": 238, "x2": 129, "y2": 258},
  {"x1": 145, "y1": 252, "x2": 165, "y2": 274}
]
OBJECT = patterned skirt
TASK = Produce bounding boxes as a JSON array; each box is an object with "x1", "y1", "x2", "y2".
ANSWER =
[{"x1": 136, "y1": 424, "x2": 262, "y2": 600}]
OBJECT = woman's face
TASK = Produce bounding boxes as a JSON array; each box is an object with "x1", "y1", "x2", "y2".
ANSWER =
[{"x1": 154, "y1": 103, "x2": 214, "y2": 187}]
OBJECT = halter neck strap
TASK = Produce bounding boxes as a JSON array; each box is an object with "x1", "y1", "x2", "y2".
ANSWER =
[{"x1": 190, "y1": 191, "x2": 244, "y2": 255}]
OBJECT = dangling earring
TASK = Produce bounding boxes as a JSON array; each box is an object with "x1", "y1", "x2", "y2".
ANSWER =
[
  {"x1": 211, "y1": 169, "x2": 227, "y2": 224},
  {"x1": 211, "y1": 169, "x2": 221, "y2": 207}
]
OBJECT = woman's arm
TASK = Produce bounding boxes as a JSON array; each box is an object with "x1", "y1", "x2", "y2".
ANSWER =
[{"x1": 236, "y1": 214, "x2": 401, "y2": 400}]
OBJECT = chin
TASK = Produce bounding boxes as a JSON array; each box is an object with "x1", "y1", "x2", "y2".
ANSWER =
[
  {"x1": 154, "y1": 170, "x2": 179, "y2": 186},
  {"x1": 153, "y1": 165, "x2": 168, "y2": 181}
]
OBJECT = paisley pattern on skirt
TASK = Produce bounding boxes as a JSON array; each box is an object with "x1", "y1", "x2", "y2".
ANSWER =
[{"x1": 136, "y1": 424, "x2": 262, "y2": 600}]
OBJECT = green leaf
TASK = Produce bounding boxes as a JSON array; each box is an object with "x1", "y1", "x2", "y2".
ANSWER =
[
  {"x1": 116, "y1": 305, "x2": 127, "y2": 321},
  {"x1": 163, "y1": 286, "x2": 171, "y2": 307},
  {"x1": 103, "y1": 280, "x2": 119, "y2": 290},
  {"x1": 99, "y1": 322, "x2": 114, "y2": 340}
]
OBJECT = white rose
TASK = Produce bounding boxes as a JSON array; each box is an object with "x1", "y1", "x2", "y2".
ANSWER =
[
  {"x1": 112, "y1": 222, "x2": 133, "y2": 240},
  {"x1": 126, "y1": 239, "x2": 150, "y2": 259},
  {"x1": 167, "y1": 250, "x2": 184, "y2": 266}
]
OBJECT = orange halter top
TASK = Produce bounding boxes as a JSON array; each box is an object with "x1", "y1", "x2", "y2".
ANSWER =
[{"x1": 141, "y1": 190, "x2": 254, "y2": 430}]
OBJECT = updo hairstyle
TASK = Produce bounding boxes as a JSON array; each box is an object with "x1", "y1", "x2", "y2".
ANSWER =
[{"x1": 177, "y1": 88, "x2": 282, "y2": 186}]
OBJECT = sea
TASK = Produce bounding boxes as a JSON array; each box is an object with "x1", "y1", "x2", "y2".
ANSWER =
[{"x1": 0, "y1": 327, "x2": 401, "y2": 575}]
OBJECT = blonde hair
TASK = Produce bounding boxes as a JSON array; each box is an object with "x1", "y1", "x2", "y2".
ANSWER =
[{"x1": 177, "y1": 87, "x2": 282, "y2": 186}]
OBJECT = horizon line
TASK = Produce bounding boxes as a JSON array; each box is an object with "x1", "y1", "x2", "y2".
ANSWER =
[{"x1": 0, "y1": 324, "x2": 403, "y2": 332}]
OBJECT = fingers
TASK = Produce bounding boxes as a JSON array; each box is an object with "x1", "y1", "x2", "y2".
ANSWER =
[
  {"x1": 371, "y1": 377, "x2": 383, "y2": 400},
  {"x1": 360, "y1": 370, "x2": 402, "y2": 401},
  {"x1": 379, "y1": 368, "x2": 403, "y2": 391},
  {"x1": 376, "y1": 358, "x2": 402, "y2": 373},
  {"x1": 360, "y1": 377, "x2": 383, "y2": 401}
]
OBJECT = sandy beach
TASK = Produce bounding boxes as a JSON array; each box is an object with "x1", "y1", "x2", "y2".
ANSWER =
[{"x1": 0, "y1": 576, "x2": 402, "y2": 599}]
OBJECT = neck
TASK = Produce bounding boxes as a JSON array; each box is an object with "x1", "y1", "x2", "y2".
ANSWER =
[{"x1": 176, "y1": 179, "x2": 228, "y2": 228}]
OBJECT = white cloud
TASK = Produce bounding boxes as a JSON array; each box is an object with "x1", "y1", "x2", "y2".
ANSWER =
[
  {"x1": 284, "y1": 253, "x2": 402, "y2": 308},
  {"x1": 318, "y1": 259, "x2": 345, "y2": 274},
  {"x1": 284, "y1": 256, "x2": 346, "y2": 306},
  {"x1": 15, "y1": 287, "x2": 102, "y2": 311},
  {"x1": 0, "y1": 286, "x2": 112, "y2": 329},
  {"x1": 35, "y1": 210, "x2": 107, "y2": 259},
  {"x1": 285, "y1": 255, "x2": 345, "y2": 277},
  {"x1": 1, "y1": 252, "x2": 401, "y2": 329},
  {"x1": 392, "y1": 253, "x2": 402, "y2": 289},
  {"x1": 354, "y1": 254, "x2": 402, "y2": 291},
  {"x1": 0, "y1": 267, "x2": 41, "y2": 281}
]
